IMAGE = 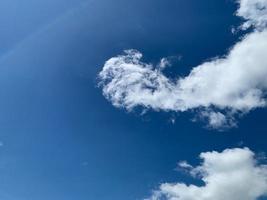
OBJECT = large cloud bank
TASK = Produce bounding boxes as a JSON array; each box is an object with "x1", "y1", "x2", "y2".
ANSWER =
[
  {"x1": 146, "y1": 148, "x2": 267, "y2": 200},
  {"x1": 98, "y1": 0, "x2": 267, "y2": 129}
]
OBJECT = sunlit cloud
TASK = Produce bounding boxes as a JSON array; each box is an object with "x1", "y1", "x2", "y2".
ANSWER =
[
  {"x1": 146, "y1": 148, "x2": 267, "y2": 200},
  {"x1": 98, "y1": 0, "x2": 267, "y2": 129}
]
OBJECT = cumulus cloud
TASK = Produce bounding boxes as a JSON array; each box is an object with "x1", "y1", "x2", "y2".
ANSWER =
[
  {"x1": 98, "y1": 0, "x2": 267, "y2": 129},
  {"x1": 146, "y1": 148, "x2": 267, "y2": 200},
  {"x1": 237, "y1": 0, "x2": 267, "y2": 30}
]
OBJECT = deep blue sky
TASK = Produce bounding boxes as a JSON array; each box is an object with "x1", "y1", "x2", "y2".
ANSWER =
[{"x1": 0, "y1": 0, "x2": 267, "y2": 199}]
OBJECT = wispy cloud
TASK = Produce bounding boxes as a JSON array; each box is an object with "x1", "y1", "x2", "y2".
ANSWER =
[
  {"x1": 98, "y1": 0, "x2": 267, "y2": 129},
  {"x1": 145, "y1": 148, "x2": 267, "y2": 200}
]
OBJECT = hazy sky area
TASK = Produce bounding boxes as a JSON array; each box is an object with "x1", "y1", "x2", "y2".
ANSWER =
[{"x1": 0, "y1": 0, "x2": 267, "y2": 200}]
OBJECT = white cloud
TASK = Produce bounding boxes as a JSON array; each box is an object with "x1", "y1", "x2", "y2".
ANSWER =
[
  {"x1": 98, "y1": 0, "x2": 267, "y2": 129},
  {"x1": 158, "y1": 58, "x2": 171, "y2": 70},
  {"x1": 237, "y1": 0, "x2": 267, "y2": 30},
  {"x1": 199, "y1": 111, "x2": 237, "y2": 130},
  {"x1": 177, "y1": 161, "x2": 193, "y2": 170},
  {"x1": 146, "y1": 148, "x2": 267, "y2": 200}
]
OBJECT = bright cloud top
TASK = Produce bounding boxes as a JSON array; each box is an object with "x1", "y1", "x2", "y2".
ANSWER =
[
  {"x1": 98, "y1": 0, "x2": 267, "y2": 129},
  {"x1": 237, "y1": 0, "x2": 267, "y2": 30},
  {"x1": 146, "y1": 148, "x2": 267, "y2": 200}
]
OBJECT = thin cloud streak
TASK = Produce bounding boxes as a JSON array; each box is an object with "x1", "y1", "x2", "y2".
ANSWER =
[{"x1": 0, "y1": 1, "x2": 91, "y2": 63}]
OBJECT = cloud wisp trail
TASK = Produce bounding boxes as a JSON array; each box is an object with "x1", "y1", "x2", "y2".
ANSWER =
[{"x1": 0, "y1": 1, "x2": 91, "y2": 63}]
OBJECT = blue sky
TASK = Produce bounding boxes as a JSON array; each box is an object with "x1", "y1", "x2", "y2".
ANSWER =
[{"x1": 1, "y1": 0, "x2": 267, "y2": 200}]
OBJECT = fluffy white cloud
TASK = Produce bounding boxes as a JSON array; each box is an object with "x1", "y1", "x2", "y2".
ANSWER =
[
  {"x1": 237, "y1": 0, "x2": 267, "y2": 30},
  {"x1": 146, "y1": 148, "x2": 267, "y2": 200},
  {"x1": 98, "y1": 0, "x2": 267, "y2": 129}
]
